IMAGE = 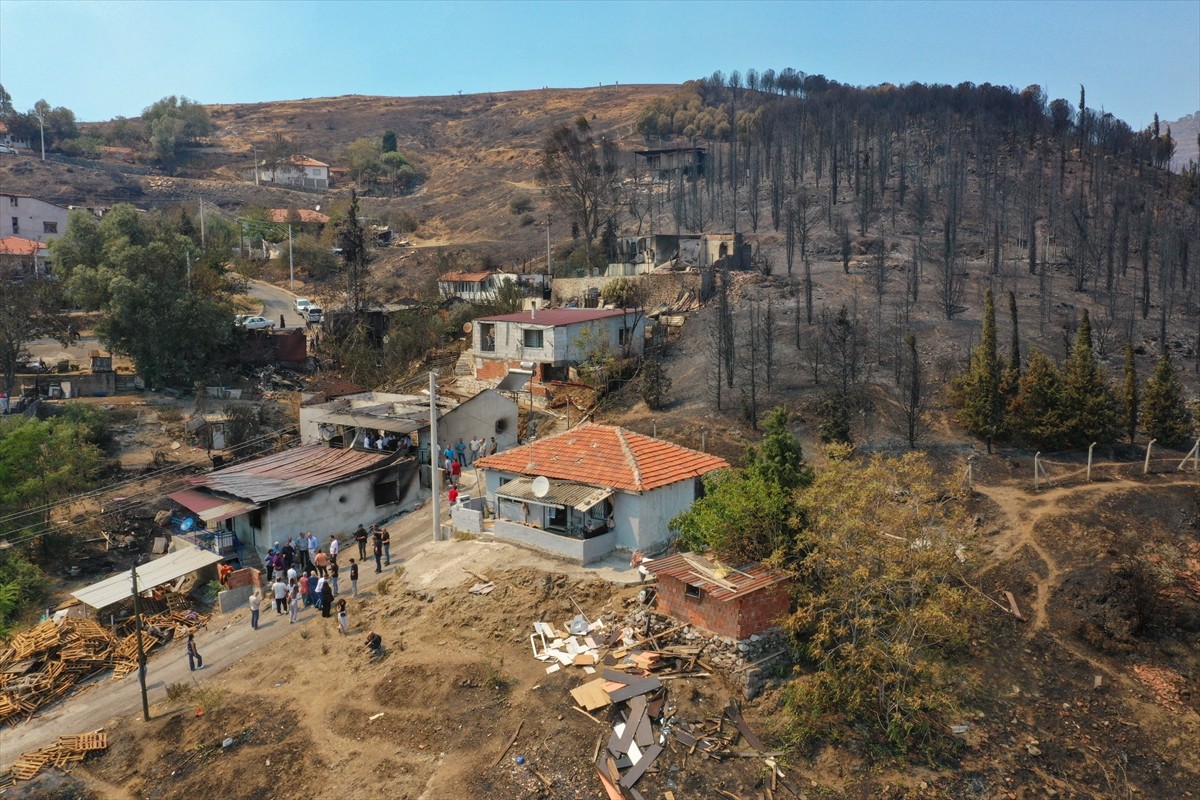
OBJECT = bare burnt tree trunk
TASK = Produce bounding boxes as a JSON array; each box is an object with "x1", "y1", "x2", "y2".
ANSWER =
[
  {"x1": 899, "y1": 333, "x2": 925, "y2": 448},
  {"x1": 1141, "y1": 211, "x2": 1153, "y2": 320},
  {"x1": 764, "y1": 298, "x2": 776, "y2": 392},
  {"x1": 805, "y1": 255, "x2": 814, "y2": 325}
]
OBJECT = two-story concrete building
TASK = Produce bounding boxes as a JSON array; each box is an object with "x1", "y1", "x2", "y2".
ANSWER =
[
  {"x1": 469, "y1": 307, "x2": 647, "y2": 397},
  {"x1": 2, "y1": 194, "x2": 70, "y2": 243}
]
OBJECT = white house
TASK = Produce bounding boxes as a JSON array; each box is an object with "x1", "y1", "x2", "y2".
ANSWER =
[
  {"x1": 470, "y1": 307, "x2": 647, "y2": 396},
  {"x1": 245, "y1": 155, "x2": 330, "y2": 190},
  {"x1": 0, "y1": 122, "x2": 32, "y2": 150},
  {"x1": 170, "y1": 444, "x2": 418, "y2": 557},
  {"x1": 2, "y1": 194, "x2": 70, "y2": 243},
  {"x1": 299, "y1": 389, "x2": 519, "y2": 458},
  {"x1": 438, "y1": 271, "x2": 503, "y2": 303},
  {"x1": 473, "y1": 423, "x2": 728, "y2": 564}
]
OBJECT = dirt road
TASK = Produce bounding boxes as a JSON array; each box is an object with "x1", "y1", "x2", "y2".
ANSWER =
[{"x1": 0, "y1": 468, "x2": 639, "y2": 771}]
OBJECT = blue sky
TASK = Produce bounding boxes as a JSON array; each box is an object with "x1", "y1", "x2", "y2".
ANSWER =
[{"x1": 1, "y1": 0, "x2": 1197, "y2": 128}]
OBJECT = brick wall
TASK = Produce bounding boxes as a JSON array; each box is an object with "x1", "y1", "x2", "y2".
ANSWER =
[
  {"x1": 657, "y1": 575, "x2": 790, "y2": 640},
  {"x1": 473, "y1": 358, "x2": 553, "y2": 398}
]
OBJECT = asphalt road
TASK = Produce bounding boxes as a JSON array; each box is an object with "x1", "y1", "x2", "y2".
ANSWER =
[{"x1": 24, "y1": 279, "x2": 305, "y2": 365}]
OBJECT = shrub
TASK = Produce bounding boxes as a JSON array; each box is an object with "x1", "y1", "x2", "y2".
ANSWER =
[{"x1": 509, "y1": 195, "x2": 534, "y2": 215}]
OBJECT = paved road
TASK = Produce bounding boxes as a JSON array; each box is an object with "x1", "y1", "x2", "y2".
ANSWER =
[
  {"x1": 24, "y1": 279, "x2": 305, "y2": 365},
  {"x1": 248, "y1": 278, "x2": 309, "y2": 331}
]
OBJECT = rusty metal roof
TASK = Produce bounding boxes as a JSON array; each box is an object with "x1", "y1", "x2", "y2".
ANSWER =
[
  {"x1": 648, "y1": 553, "x2": 789, "y2": 601},
  {"x1": 475, "y1": 423, "x2": 728, "y2": 493},
  {"x1": 187, "y1": 444, "x2": 398, "y2": 504}
]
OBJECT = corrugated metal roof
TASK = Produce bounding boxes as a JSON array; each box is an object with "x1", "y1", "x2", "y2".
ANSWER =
[
  {"x1": 188, "y1": 444, "x2": 396, "y2": 504},
  {"x1": 476, "y1": 308, "x2": 635, "y2": 326},
  {"x1": 496, "y1": 477, "x2": 612, "y2": 511},
  {"x1": 475, "y1": 423, "x2": 728, "y2": 492},
  {"x1": 649, "y1": 553, "x2": 789, "y2": 601},
  {"x1": 168, "y1": 489, "x2": 259, "y2": 523},
  {"x1": 71, "y1": 548, "x2": 224, "y2": 610},
  {"x1": 439, "y1": 271, "x2": 494, "y2": 283}
]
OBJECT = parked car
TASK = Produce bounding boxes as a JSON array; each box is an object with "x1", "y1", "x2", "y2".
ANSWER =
[
  {"x1": 238, "y1": 315, "x2": 276, "y2": 330},
  {"x1": 302, "y1": 305, "x2": 323, "y2": 324},
  {"x1": 0, "y1": 145, "x2": 18, "y2": 155},
  {"x1": 294, "y1": 298, "x2": 312, "y2": 314}
]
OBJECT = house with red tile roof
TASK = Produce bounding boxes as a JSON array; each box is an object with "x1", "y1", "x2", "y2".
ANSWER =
[
  {"x1": 473, "y1": 423, "x2": 728, "y2": 563},
  {"x1": 0, "y1": 235, "x2": 49, "y2": 276},
  {"x1": 469, "y1": 306, "x2": 647, "y2": 397},
  {"x1": 268, "y1": 208, "x2": 330, "y2": 227}
]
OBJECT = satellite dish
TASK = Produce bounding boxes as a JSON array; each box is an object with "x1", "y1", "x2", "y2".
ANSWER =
[
  {"x1": 531, "y1": 476, "x2": 551, "y2": 498},
  {"x1": 463, "y1": 322, "x2": 473, "y2": 334}
]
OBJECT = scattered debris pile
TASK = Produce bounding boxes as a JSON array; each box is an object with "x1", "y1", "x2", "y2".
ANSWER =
[
  {"x1": 0, "y1": 611, "x2": 209, "y2": 726},
  {"x1": 1, "y1": 731, "x2": 108, "y2": 785},
  {"x1": 529, "y1": 611, "x2": 798, "y2": 798}
]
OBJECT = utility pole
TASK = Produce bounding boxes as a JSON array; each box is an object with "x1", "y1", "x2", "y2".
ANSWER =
[
  {"x1": 199, "y1": 198, "x2": 206, "y2": 248},
  {"x1": 35, "y1": 107, "x2": 45, "y2": 162},
  {"x1": 429, "y1": 370, "x2": 441, "y2": 542},
  {"x1": 130, "y1": 560, "x2": 150, "y2": 722},
  {"x1": 288, "y1": 224, "x2": 294, "y2": 291},
  {"x1": 253, "y1": 144, "x2": 260, "y2": 186},
  {"x1": 545, "y1": 214, "x2": 552, "y2": 277}
]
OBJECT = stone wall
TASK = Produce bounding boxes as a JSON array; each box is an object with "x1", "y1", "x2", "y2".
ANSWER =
[
  {"x1": 550, "y1": 273, "x2": 702, "y2": 308},
  {"x1": 624, "y1": 606, "x2": 796, "y2": 700}
]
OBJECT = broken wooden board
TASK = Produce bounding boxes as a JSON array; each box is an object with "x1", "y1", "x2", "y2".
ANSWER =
[
  {"x1": 725, "y1": 701, "x2": 767, "y2": 752},
  {"x1": 571, "y1": 678, "x2": 614, "y2": 711},
  {"x1": 1002, "y1": 590, "x2": 1025, "y2": 621},
  {"x1": 607, "y1": 676, "x2": 662, "y2": 703},
  {"x1": 619, "y1": 744, "x2": 663, "y2": 788}
]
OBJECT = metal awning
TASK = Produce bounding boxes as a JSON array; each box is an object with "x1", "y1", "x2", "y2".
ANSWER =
[
  {"x1": 169, "y1": 489, "x2": 259, "y2": 524},
  {"x1": 496, "y1": 477, "x2": 612, "y2": 512},
  {"x1": 496, "y1": 370, "x2": 533, "y2": 393},
  {"x1": 70, "y1": 548, "x2": 224, "y2": 610}
]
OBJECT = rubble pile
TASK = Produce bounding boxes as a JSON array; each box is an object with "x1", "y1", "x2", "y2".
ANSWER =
[
  {"x1": 528, "y1": 609, "x2": 800, "y2": 798},
  {"x1": 624, "y1": 606, "x2": 794, "y2": 699}
]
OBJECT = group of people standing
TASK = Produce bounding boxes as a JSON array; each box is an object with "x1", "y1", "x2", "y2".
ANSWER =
[
  {"x1": 360, "y1": 430, "x2": 412, "y2": 453},
  {"x1": 442, "y1": 435, "x2": 497, "y2": 487}
]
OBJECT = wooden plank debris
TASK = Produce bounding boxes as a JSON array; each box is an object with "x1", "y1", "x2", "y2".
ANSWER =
[
  {"x1": 618, "y1": 744, "x2": 663, "y2": 788},
  {"x1": 489, "y1": 720, "x2": 523, "y2": 769},
  {"x1": 725, "y1": 702, "x2": 767, "y2": 752},
  {"x1": 608, "y1": 676, "x2": 662, "y2": 703},
  {"x1": 7, "y1": 730, "x2": 107, "y2": 782},
  {"x1": 571, "y1": 678, "x2": 614, "y2": 711},
  {"x1": 1002, "y1": 590, "x2": 1025, "y2": 621}
]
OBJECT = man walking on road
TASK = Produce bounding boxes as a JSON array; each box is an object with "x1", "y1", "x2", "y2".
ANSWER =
[
  {"x1": 372, "y1": 535, "x2": 383, "y2": 574},
  {"x1": 381, "y1": 526, "x2": 391, "y2": 567},
  {"x1": 349, "y1": 558, "x2": 359, "y2": 598}
]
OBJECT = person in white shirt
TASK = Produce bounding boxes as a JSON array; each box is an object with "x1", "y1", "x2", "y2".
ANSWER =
[
  {"x1": 469, "y1": 435, "x2": 481, "y2": 465},
  {"x1": 272, "y1": 579, "x2": 288, "y2": 614},
  {"x1": 328, "y1": 535, "x2": 340, "y2": 565}
]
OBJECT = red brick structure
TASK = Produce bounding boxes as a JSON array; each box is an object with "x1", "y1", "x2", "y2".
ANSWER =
[{"x1": 650, "y1": 553, "x2": 790, "y2": 640}]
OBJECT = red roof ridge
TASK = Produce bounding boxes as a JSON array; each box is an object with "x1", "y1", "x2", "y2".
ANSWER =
[{"x1": 613, "y1": 426, "x2": 643, "y2": 491}]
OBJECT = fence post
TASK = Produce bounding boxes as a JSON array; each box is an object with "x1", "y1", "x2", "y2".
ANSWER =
[
  {"x1": 1144, "y1": 439, "x2": 1157, "y2": 475},
  {"x1": 1087, "y1": 442, "x2": 1096, "y2": 482},
  {"x1": 1177, "y1": 438, "x2": 1200, "y2": 473},
  {"x1": 1034, "y1": 452, "x2": 1041, "y2": 490}
]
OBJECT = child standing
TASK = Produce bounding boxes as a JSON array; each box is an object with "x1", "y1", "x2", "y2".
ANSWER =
[{"x1": 336, "y1": 599, "x2": 349, "y2": 635}]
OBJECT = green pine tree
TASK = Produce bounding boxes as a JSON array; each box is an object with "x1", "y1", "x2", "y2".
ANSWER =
[
  {"x1": 746, "y1": 407, "x2": 814, "y2": 491},
  {"x1": 1008, "y1": 349, "x2": 1068, "y2": 449},
  {"x1": 1142, "y1": 355, "x2": 1193, "y2": 447},
  {"x1": 1061, "y1": 310, "x2": 1119, "y2": 446},
  {"x1": 1121, "y1": 341, "x2": 1138, "y2": 444},
  {"x1": 955, "y1": 288, "x2": 1006, "y2": 451}
]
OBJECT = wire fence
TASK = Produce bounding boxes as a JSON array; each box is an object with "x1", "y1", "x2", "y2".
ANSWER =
[{"x1": 963, "y1": 439, "x2": 1200, "y2": 492}]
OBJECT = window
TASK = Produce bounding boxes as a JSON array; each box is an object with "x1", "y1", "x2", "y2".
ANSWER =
[
  {"x1": 685, "y1": 583, "x2": 702, "y2": 600},
  {"x1": 480, "y1": 323, "x2": 496, "y2": 352},
  {"x1": 618, "y1": 327, "x2": 632, "y2": 346},
  {"x1": 8, "y1": 197, "x2": 17, "y2": 207},
  {"x1": 248, "y1": 509, "x2": 263, "y2": 530},
  {"x1": 10, "y1": 218, "x2": 17, "y2": 235},
  {"x1": 43, "y1": 221, "x2": 57, "y2": 234},
  {"x1": 374, "y1": 480, "x2": 398, "y2": 506},
  {"x1": 522, "y1": 328, "x2": 543, "y2": 348}
]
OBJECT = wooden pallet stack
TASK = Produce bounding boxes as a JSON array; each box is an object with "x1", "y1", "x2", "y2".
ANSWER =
[
  {"x1": 0, "y1": 618, "x2": 116, "y2": 726},
  {"x1": 6, "y1": 731, "x2": 108, "y2": 782}
]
